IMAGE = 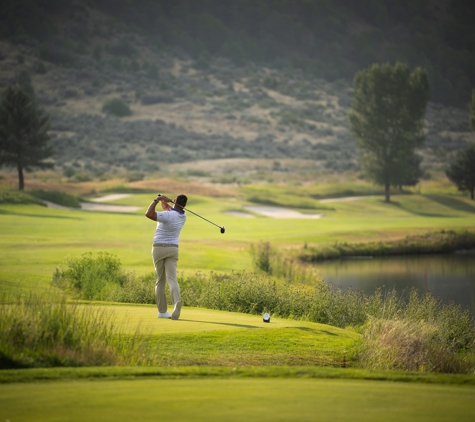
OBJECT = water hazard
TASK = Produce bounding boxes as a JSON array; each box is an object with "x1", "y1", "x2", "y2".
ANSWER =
[{"x1": 313, "y1": 254, "x2": 475, "y2": 313}]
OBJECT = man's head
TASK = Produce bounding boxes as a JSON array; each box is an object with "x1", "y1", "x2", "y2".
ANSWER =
[{"x1": 174, "y1": 194, "x2": 188, "y2": 210}]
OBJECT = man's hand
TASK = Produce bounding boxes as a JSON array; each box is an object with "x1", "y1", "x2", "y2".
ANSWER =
[
  {"x1": 161, "y1": 200, "x2": 172, "y2": 211},
  {"x1": 158, "y1": 195, "x2": 172, "y2": 203}
]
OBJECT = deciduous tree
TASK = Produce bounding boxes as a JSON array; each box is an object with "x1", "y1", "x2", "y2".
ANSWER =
[
  {"x1": 0, "y1": 85, "x2": 53, "y2": 190},
  {"x1": 470, "y1": 89, "x2": 475, "y2": 131},
  {"x1": 446, "y1": 146, "x2": 475, "y2": 200},
  {"x1": 349, "y1": 62, "x2": 430, "y2": 202}
]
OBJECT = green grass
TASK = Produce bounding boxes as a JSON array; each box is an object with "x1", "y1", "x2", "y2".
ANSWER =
[
  {"x1": 103, "y1": 304, "x2": 358, "y2": 366},
  {"x1": 1, "y1": 186, "x2": 475, "y2": 420},
  {"x1": 1, "y1": 192, "x2": 475, "y2": 294},
  {"x1": 1, "y1": 376, "x2": 474, "y2": 422}
]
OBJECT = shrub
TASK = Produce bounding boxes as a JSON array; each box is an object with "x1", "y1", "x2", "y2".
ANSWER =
[
  {"x1": 68, "y1": 172, "x2": 93, "y2": 182},
  {"x1": 30, "y1": 189, "x2": 81, "y2": 208},
  {"x1": 109, "y1": 40, "x2": 137, "y2": 57},
  {"x1": 35, "y1": 61, "x2": 47, "y2": 74},
  {"x1": 125, "y1": 171, "x2": 145, "y2": 182},
  {"x1": 52, "y1": 252, "x2": 128, "y2": 300},
  {"x1": 102, "y1": 98, "x2": 132, "y2": 117},
  {"x1": 0, "y1": 188, "x2": 44, "y2": 205}
]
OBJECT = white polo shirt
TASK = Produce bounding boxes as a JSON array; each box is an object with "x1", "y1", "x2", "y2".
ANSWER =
[{"x1": 153, "y1": 208, "x2": 186, "y2": 245}]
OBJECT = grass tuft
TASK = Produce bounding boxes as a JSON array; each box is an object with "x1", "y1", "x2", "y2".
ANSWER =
[{"x1": 0, "y1": 292, "x2": 121, "y2": 368}]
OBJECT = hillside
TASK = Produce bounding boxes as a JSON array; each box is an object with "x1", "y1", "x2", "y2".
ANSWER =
[{"x1": 0, "y1": 0, "x2": 474, "y2": 179}]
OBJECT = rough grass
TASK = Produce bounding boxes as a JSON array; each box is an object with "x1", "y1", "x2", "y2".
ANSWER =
[
  {"x1": 29, "y1": 189, "x2": 82, "y2": 208},
  {"x1": 49, "y1": 252, "x2": 475, "y2": 374},
  {"x1": 0, "y1": 292, "x2": 358, "y2": 369},
  {"x1": 0, "y1": 292, "x2": 122, "y2": 368},
  {"x1": 297, "y1": 229, "x2": 475, "y2": 261}
]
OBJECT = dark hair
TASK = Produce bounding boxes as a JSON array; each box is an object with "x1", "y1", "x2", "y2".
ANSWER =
[{"x1": 175, "y1": 194, "x2": 188, "y2": 208}]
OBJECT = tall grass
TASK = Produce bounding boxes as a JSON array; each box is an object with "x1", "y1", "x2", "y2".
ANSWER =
[
  {"x1": 0, "y1": 291, "x2": 163, "y2": 369},
  {"x1": 52, "y1": 252, "x2": 475, "y2": 373},
  {"x1": 298, "y1": 230, "x2": 475, "y2": 261},
  {"x1": 179, "y1": 273, "x2": 475, "y2": 373},
  {"x1": 0, "y1": 292, "x2": 118, "y2": 368},
  {"x1": 249, "y1": 241, "x2": 322, "y2": 285}
]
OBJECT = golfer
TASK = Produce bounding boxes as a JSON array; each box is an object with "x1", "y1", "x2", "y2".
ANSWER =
[{"x1": 145, "y1": 194, "x2": 187, "y2": 320}]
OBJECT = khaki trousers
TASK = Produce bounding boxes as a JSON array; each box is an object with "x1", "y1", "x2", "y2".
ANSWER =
[{"x1": 151, "y1": 246, "x2": 181, "y2": 313}]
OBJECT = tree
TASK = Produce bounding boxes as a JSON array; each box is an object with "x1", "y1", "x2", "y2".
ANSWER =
[
  {"x1": 349, "y1": 62, "x2": 430, "y2": 202},
  {"x1": 446, "y1": 146, "x2": 475, "y2": 200},
  {"x1": 0, "y1": 85, "x2": 53, "y2": 190},
  {"x1": 471, "y1": 89, "x2": 475, "y2": 131}
]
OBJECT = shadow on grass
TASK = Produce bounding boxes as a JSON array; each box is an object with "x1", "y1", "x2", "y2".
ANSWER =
[
  {"x1": 425, "y1": 195, "x2": 475, "y2": 214},
  {"x1": 383, "y1": 200, "x2": 447, "y2": 217},
  {"x1": 179, "y1": 319, "x2": 260, "y2": 329},
  {"x1": 0, "y1": 209, "x2": 81, "y2": 220}
]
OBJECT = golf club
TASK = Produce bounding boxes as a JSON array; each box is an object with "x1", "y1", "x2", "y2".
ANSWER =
[{"x1": 158, "y1": 194, "x2": 225, "y2": 234}]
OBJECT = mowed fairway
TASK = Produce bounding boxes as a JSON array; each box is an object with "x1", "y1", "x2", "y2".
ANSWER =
[
  {"x1": 1, "y1": 192, "x2": 475, "y2": 292},
  {"x1": 1, "y1": 377, "x2": 474, "y2": 422}
]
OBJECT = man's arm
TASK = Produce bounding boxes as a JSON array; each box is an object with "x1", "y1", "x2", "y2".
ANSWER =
[{"x1": 145, "y1": 195, "x2": 172, "y2": 221}]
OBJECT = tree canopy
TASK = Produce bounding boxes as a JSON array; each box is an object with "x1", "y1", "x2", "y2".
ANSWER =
[
  {"x1": 471, "y1": 89, "x2": 475, "y2": 132},
  {"x1": 446, "y1": 146, "x2": 475, "y2": 200},
  {"x1": 0, "y1": 85, "x2": 53, "y2": 190},
  {"x1": 349, "y1": 62, "x2": 430, "y2": 202}
]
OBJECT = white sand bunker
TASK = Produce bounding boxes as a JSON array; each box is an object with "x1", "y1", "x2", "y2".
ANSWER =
[
  {"x1": 91, "y1": 194, "x2": 132, "y2": 202},
  {"x1": 44, "y1": 199, "x2": 141, "y2": 213},
  {"x1": 79, "y1": 203, "x2": 141, "y2": 212},
  {"x1": 225, "y1": 211, "x2": 255, "y2": 218},
  {"x1": 244, "y1": 206, "x2": 323, "y2": 219}
]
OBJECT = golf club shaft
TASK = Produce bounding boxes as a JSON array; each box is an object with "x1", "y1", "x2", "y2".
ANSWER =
[
  {"x1": 158, "y1": 194, "x2": 222, "y2": 229},
  {"x1": 180, "y1": 206, "x2": 222, "y2": 229}
]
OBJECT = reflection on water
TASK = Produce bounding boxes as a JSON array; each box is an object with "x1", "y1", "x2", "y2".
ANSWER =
[{"x1": 313, "y1": 254, "x2": 475, "y2": 313}]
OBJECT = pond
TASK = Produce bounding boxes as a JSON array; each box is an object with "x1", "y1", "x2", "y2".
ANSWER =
[{"x1": 313, "y1": 254, "x2": 475, "y2": 313}]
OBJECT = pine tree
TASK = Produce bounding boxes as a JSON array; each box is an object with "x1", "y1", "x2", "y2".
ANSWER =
[{"x1": 0, "y1": 85, "x2": 53, "y2": 190}]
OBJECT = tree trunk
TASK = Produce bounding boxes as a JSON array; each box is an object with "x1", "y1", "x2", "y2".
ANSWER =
[
  {"x1": 17, "y1": 165, "x2": 24, "y2": 190},
  {"x1": 385, "y1": 182, "x2": 390, "y2": 203}
]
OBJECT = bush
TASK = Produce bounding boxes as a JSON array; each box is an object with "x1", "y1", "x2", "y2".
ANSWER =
[
  {"x1": 68, "y1": 172, "x2": 93, "y2": 182},
  {"x1": 52, "y1": 252, "x2": 128, "y2": 300},
  {"x1": 125, "y1": 171, "x2": 144, "y2": 182},
  {"x1": 30, "y1": 189, "x2": 81, "y2": 208},
  {"x1": 0, "y1": 188, "x2": 44, "y2": 205},
  {"x1": 102, "y1": 98, "x2": 132, "y2": 117}
]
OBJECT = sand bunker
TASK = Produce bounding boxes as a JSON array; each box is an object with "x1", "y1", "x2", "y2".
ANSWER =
[
  {"x1": 90, "y1": 194, "x2": 132, "y2": 202},
  {"x1": 44, "y1": 199, "x2": 140, "y2": 213},
  {"x1": 79, "y1": 203, "x2": 141, "y2": 212},
  {"x1": 225, "y1": 211, "x2": 255, "y2": 218},
  {"x1": 244, "y1": 206, "x2": 323, "y2": 219}
]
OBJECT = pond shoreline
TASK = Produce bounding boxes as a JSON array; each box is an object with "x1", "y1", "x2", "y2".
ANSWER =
[{"x1": 298, "y1": 230, "x2": 475, "y2": 262}]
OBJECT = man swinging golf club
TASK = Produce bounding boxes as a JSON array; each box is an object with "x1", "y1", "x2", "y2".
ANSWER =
[{"x1": 145, "y1": 193, "x2": 187, "y2": 320}]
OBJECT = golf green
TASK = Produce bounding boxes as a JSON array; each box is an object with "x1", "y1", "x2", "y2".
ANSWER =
[{"x1": 1, "y1": 378, "x2": 474, "y2": 422}]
